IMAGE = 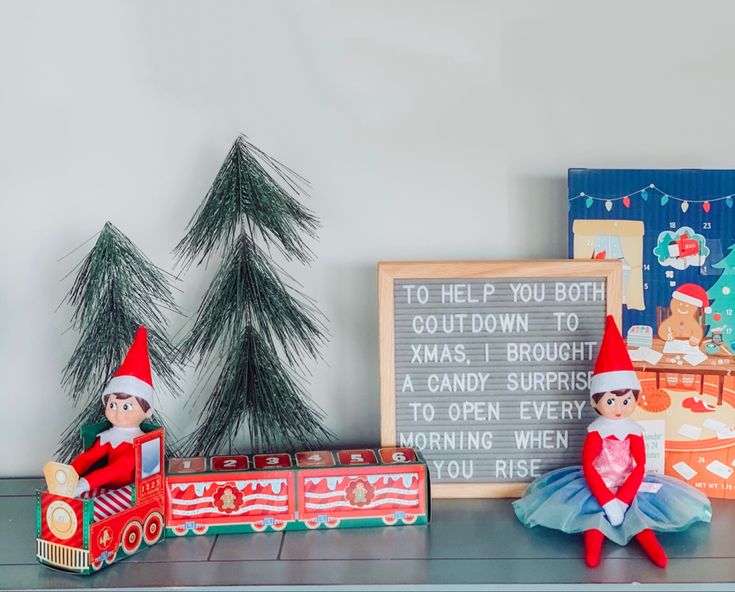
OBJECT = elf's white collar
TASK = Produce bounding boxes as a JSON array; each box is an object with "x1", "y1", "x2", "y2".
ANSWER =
[
  {"x1": 98, "y1": 426, "x2": 143, "y2": 448},
  {"x1": 588, "y1": 416, "x2": 643, "y2": 440}
]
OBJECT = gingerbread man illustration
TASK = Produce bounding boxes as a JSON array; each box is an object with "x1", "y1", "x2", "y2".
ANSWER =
[{"x1": 657, "y1": 284, "x2": 710, "y2": 346}]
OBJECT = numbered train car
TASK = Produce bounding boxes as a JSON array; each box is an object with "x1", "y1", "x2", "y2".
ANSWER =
[
  {"x1": 36, "y1": 422, "x2": 165, "y2": 575},
  {"x1": 165, "y1": 447, "x2": 430, "y2": 536}
]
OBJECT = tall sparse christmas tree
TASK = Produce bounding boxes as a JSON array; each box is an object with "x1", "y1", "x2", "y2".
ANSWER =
[
  {"x1": 707, "y1": 242, "x2": 735, "y2": 348},
  {"x1": 176, "y1": 135, "x2": 331, "y2": 455},
  {"x1": 58, "y1": 222, "x2": 182, "y2": 461}
]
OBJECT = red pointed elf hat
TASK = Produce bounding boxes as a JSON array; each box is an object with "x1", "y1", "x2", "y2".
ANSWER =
[
  {"x1": 589, "y1": 315, "x2": 641, "y2": 396},
  {"x1": 101, "y1": 326, "x2": 154, "y2": 408}
]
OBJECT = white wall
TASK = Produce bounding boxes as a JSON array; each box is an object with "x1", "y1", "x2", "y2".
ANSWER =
[{"x1": 3, "y1": 0, "x2": 734, "y2": 475}]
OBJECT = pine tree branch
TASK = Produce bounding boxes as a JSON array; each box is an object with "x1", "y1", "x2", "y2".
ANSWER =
[
  {"x1": 179, "y1": 233, "x2": 326, "y2": 370},
  {"x1": 175, "y1": 135, "x2": 319, "y2": 267},
  {"x1": 66, "y1": 223, "x2": 178, "y2": 328},
  {"x1": 182, "y1": 326, "x2": 332, "y2": 456}
]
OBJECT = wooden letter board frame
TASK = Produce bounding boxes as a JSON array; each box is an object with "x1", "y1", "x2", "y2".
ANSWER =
[{"x1": 378, "y1": 260, "x2": 623, "y2": 498}]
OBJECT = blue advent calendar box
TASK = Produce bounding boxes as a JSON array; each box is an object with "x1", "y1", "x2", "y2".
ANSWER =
[{"x1": 568, "y1": 169, "x2": 735, "y2": 499}]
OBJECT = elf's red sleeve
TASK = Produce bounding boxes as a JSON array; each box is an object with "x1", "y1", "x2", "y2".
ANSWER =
[
  {"x1": 70, "y1": 439, "x2": 108, "y2": 477},
  {"x1": 615, "y1": 434, "x2": 646, "y2": 506},
  {"x1": 79, "y1": 450, "x2": 136, "y2": 491},
  {"x1": 582, "y1": 431, "x2": 615, "y2": 506}
]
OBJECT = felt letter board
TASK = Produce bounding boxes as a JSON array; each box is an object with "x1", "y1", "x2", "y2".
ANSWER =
[{"x1": 379, "y1": 260, "x2": 622, "y2": 498}]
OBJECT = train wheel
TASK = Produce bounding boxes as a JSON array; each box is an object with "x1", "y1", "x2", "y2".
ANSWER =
[
  {"x1": 271, "y1": 520, "x2": 287, "y2": 531},
  {"x1": 121, "y1": 521, "x2": 143, "y2": 555},
  {"x1": 143, "y1": 512, "x2": 164, "y2": 545},
  {"x1": 90, "y1": 556, "x2": 104, "y2": 571},
  {"x1": 382, "y1": 515, "x2": 398, "y2": 526},
  {"x1": 304, "y1": 519, "x2": 320, "y2": 529},
  {"x1": 171, "y1": 524, "x2": 188, "y2": 536},
  {"x1": 326, "y1": 518, "x2": 340, "y2": 528},
  {"x1": 192, "y1": 524, "x2": 208, "y2": 535},
  {"x1": 104, "y1": 549, "x2": 118, "y2": 565},
  {"x1": 402, "y1": 514, "x2": 417, "y2": 524},
  {"x1": 251, "y1": 522, "x2": 267, "y2": 532}
]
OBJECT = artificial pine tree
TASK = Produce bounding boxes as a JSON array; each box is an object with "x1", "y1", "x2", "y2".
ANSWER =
[
  {"x1": 706, "y1": 242, "x2": 735, "y2": 348},
  {"x1": 176, "y1": 135, "x2": 331, "y2": 455},
  {"x1": 58, "y1": 222, "x2": 181, "y2": 461}
]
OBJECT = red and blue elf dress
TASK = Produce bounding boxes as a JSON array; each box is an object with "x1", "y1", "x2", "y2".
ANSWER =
[
  {"x1": 513, "y1": 415, "x2": 711, "y2": 545},
  {"x1": 513, "y1": 316, "x2": 711, "y2": 566}
]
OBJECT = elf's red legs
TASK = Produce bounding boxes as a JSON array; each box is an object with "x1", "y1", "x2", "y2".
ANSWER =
[
  {"x1": 584, "y1": 529, "x2": 605, "y2": 567},
  {"x1": 635, "y1": 529, "x2": 668, "y2": 568},
  {"x1": 585, "y1": 529, "x2": 667, "y2": 568}
]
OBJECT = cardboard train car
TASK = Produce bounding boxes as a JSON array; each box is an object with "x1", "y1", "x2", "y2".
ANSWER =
[{"x1": 166, "y1": 447, "x2": 430, "y2": 536}]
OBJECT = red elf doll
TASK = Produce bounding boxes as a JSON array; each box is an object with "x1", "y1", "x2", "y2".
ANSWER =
[
  {"x1": 69, "y1": 327, "x2": 155, "y2": 497},
  {"x1": 514, "y1": 316, "x2": 711, "y2": 568}
]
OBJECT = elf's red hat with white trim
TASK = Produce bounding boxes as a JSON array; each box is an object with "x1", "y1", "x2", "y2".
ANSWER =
[
  {"x1": 589, "y1": 316, "x2": 641, "y2": 396},
  {"x1": 101, "y1": 326, "x2": 154, "y2": 408},
  {"x1": 672, "y1": 283, "x2": 711, "y2": 313}
]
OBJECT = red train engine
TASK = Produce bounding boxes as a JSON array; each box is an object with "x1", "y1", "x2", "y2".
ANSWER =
[{"x1": 36, "y1": 422, "x2": 165, "y2": 574}]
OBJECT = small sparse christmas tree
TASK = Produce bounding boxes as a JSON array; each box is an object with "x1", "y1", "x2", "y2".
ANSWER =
[
  {"x1": 58, "y1": 222, "x2": 182, "y2": 461},
  {"x1": 707, "y1": 242, "x2": 735, "y2": 347},
  {"x1": 176, "y1": 134, "x2": 331, "y2": 455}
]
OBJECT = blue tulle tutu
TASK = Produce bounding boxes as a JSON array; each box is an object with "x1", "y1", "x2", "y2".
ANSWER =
[{"x1": 513, "y1": 466, "x2": 712, "y2": 545}]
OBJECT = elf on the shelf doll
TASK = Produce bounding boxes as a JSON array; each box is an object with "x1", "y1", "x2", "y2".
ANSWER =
[
  {"x1": 514, "y1": 316, "x2": 711, "y2": 568},
  {"x1": 70, "y1": 327, "x2": 154, "y2": 497}
]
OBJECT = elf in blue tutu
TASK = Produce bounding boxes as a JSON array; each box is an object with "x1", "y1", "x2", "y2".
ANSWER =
[{"x1": 513, "y1": 316, "x2": 711, "y2": 568}]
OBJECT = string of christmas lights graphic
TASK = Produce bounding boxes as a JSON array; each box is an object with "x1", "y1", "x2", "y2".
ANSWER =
[{"x1": 568, "y1": 184, "x2": 735, "y2": 212}]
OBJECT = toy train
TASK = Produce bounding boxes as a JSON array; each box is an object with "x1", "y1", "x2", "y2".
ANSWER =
[{"x1": 36, "y1": 423, "x2": 430, "y2": 575}]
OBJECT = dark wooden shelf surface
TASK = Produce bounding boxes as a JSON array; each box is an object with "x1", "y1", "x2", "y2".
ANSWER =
[{"x1": 2, "y1": 478, "x2": 734, "y2": 591}]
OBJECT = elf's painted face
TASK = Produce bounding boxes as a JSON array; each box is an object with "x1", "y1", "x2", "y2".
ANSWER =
[
  {"x1": 594, "y1": 390, "x2": 637, "y2": 419},
  {"x1": 105, "y1": 394, "x2": 152, "y2": 428}
]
